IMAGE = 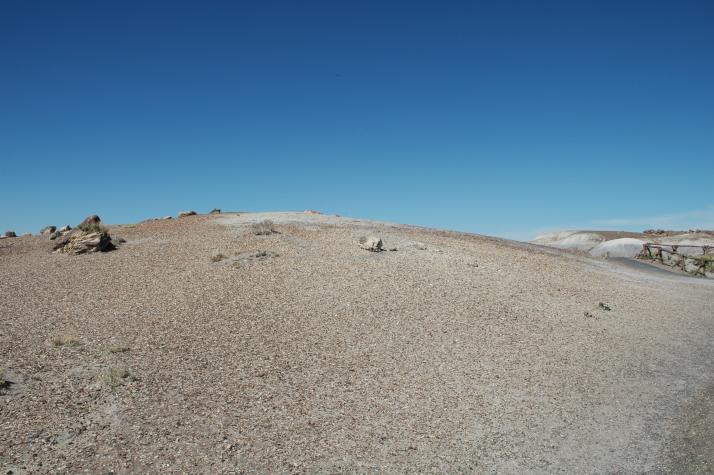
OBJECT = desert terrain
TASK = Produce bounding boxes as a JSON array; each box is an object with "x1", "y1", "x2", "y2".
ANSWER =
[
  {"x1": 1, "y1": 212, "x2": 713, "y2": 473},
  {"x1": 533, "y1": 230, "x2": 714, "y2": 259}
]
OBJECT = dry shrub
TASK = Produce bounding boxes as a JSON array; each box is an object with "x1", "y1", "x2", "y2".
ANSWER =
[
  {"x1": 252, "y1": 220, "x2": 275, "y2": 235},
  {"x1": 102, "y1": 366, "x2": 135, "y2": 388},
  {"x1": 211, "y1": 252, "x2": 229, "y2": 262},
  {"x1": 77, "y1": 222, "x2": 107, "y2": 234},
  {"x1": 51, "y1": 335, "x2": 80, "y2": 347}
]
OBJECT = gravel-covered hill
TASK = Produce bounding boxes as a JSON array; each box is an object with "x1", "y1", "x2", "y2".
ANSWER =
[{"x1": 1, "y1": 212, "x2": 713, "y2": 473}]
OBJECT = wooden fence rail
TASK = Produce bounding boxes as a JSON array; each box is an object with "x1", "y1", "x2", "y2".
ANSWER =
[{"x1": 639, "y1": 243, "x2": 714, "y2": 277}]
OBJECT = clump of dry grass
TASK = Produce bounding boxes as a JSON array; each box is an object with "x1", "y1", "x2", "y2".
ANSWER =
[
  {"x1": 77, "y1": 222, "x2": 107, "y2": 234},
  {"x1": 696, "y1": 254, "x2": 714, "y2": 271},
  {"x1": 101, "y1": 366, "x2": 135, "y2": 388},
  {"x1": 211, "y1": 252, "x2": 229, "y2": 262},
  {"x1": 252, "y1": 220, "x2": 276, "y2": 235},
  {"x1": 51, "y1": 335, "x2": 80, "y2": 347}
]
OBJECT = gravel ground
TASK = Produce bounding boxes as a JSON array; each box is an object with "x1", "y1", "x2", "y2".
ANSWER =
[{"x1": 1, "y1": 212, "x2": 713, "y2": 473}]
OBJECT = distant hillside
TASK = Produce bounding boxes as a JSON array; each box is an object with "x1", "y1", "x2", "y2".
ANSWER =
[{"x1": 532, "y1": 230, "x2": 714, "y2": 258}]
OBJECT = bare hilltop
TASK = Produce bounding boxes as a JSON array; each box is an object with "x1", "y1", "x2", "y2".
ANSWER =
[{"x1": 1, "y1": 212, "x2": 713, "y2": 473}]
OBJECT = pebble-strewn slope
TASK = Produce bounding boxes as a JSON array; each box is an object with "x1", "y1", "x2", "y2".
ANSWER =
[{"x1": 1, "y1": 213, "x2": 713, "y2": 473}]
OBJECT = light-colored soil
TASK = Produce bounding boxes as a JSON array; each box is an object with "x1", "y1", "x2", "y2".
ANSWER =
[
  {"x1": 533, "y1": 229, "x2": 714, "y2": 258},
  {"x1": 1, "y1": 212, "x2": 713, "y2": 473}
]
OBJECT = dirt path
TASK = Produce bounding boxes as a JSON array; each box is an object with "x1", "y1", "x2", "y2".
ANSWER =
[{"x1": 607, "y1": 256, "x2": 699, "y2": 279}]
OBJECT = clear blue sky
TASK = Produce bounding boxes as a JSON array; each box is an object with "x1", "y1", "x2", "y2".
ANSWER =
[{"x1": 2, "y1": 1, "x2": 713, "y2": 239}]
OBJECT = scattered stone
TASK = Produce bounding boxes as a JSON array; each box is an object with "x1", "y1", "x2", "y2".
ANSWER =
[
  {"x1": 3, "y1": 231, "x2": 16, "y2": 238},
  {"x1": 209, "y1": 208, "x2": 221, "y2": 214},
  {"x1": 388, "y1": 247, "x2": 398, "y2": 252},
  {"x1": 598, "y1": 302, "x2": 611, "y2": 311},
  {"x1": 59, "y1": 225, "x2": 71, "y2": 232},
  {"x1": 54, "y1": 231, "x2": 115, "y2": 255},
  {"x1": 359, "y1": 236, "x2": 383, "y2": 252},
  {"x1": 304, "y1": 210, "x2": 321, "y2": 214},
  {"x1": 251, "y1": 250, "x2": 277, "y2": 259},
  {"x1": 162, "y1": 216, "x2": 173, "y2": 220},
  {"x1": 178, "y1": 211, "x2": 197, "y2": 218},
  {"x1": 108, "y1": 345, "x2": 130, "y2": 354},
  {"x1": 40, "y1": 226, "x2": 56, "y2": 236},
  {"x1": 229, "y1": 250, "x2": 279, "y2": 268},
  {"x1": 49, "y1": 231, "x2": 62, "y2": 240},
  {"x1": 583, "y1": 311, "x2": 595, "y2": 318}
]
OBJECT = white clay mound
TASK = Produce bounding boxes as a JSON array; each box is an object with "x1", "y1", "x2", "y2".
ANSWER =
[
  {"x1": 532, "y1": 231, "x2": 578, "y2": 244},
  {"x1": 533, "y1": 232, "x2": 604, "y2": 252},
  {"x1": 589, "y1": 238, "x2": 646, "y2": 258}
]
